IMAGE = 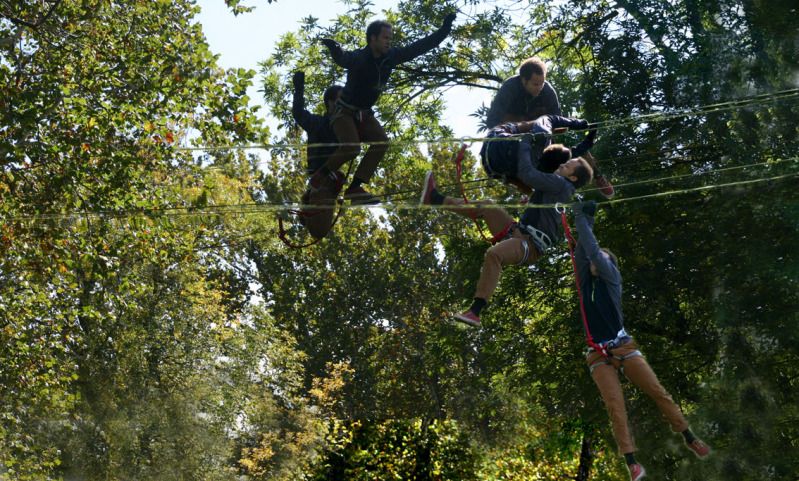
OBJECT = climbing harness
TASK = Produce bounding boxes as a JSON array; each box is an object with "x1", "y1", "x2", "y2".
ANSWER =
[{"x1": 558, "y1": 202, "x2": 609, "y2": 358}]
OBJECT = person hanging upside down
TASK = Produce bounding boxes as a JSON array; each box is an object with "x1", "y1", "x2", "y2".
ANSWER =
[
  {"x1": 311, "y1": 12, "x2": 456, "y2": 206},
  {"x1": 481, "y1": 115, "x2": 615, "y2": 198},
  {"x1": 572, "y1": 200, "x2": 711, "y2": 481},
  {"x1": 420, "y1": 152, "x2": 593, "y2": 326}
]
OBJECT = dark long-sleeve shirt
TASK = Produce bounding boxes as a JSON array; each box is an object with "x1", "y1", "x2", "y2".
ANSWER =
[
  {"x1": 574, "y1": 210, "x2": 624, "y2": 343},
  {"x1": 517, "y1": 168, "x2": 576, "y2": 245},
  {"x1": 324, "y1": 24, "x2": 451, "y2": 110},
  {"x1": 292, "y1": 84, "x2": 337, "y2": 175},
  {"x1": 527, "y1": 115, "x2": 594, "y2": 171},
  {"x1": 485, "y1": 76, "x2": 561, "y2": 129},
  {"x1": 489, "y1": 116, "x2": 594, "y2": 175}
]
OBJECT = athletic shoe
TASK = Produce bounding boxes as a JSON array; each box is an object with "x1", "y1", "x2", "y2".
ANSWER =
[
  {"x1": 344, "y1": 185, "x2": 380, "y2": 205},
  {"x1": 420, "y1": 171, "x2": 437, "y2": 205},
  {"x1": 310, "y1": 169, "x2": 345, "y2": 194},
  {"x1": 308, "y1": 171, "x2": 345, "y2": 207},
  {"x1": 453, "y1": 310, "x2": 481, "y2": 327},
  {"x1": 628, "y1": 463, "x2": 646, "y2": 481},
  {"x1": 686, "y1": 439, "x2": 711, "y2": 459},
  {"x1": 594, "y1": 174, "x2": 615, "y2": 199}
]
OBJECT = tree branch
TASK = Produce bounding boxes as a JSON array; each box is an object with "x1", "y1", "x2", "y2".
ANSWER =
[
  {"x1": 396, "y1": 65, "x2": 504, "y2": 86},
  {"x1": 1, "y1": 0, "x2": 62, "y2": 29}
]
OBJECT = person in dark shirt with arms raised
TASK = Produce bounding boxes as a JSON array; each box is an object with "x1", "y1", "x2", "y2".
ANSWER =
[{"x1": 311, "y1": 13, "x2": 456, "y2": 206}]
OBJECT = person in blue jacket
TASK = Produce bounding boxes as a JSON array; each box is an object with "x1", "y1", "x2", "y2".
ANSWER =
[
  {"x1": 310, "y1": 13, "x2": 456, "y2": 206},
  {"x1": 573, "y1": 201, "x2": 711, "y2": 481}
]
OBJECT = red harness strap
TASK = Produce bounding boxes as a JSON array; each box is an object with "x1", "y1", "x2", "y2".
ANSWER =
[{"x1": 560, "y1": 210, "x2": 609, "y2": 358}]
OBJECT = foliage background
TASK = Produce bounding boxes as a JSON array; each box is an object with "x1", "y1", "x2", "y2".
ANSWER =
[{"x1": 1, "y1": 0, "x2": 798, "y2": 480}]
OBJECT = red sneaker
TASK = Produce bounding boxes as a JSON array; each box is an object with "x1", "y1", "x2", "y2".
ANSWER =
[
  {"x1": 344, "y1": 185, "x2": 380, "y2": 205},
  {"x1": 594, "y1": 174, "x2": 615, "y2": 199},
  {"x1": 453, "y1": 310, "x2": 481, "y2": 327},
  {"x1": 686, "y1": 439, "x2": 711, "y2": 459},
  {"x1": 420, "y1": 171, "x2": 437, "y2": 205},
  {"x1": 628, "y1": 463, "x2": 646, "y2": 481}
]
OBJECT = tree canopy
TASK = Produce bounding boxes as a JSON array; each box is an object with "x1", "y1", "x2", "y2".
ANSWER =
[{"x1": 1, "y1": 1, "x2": 798, "y2": 480}]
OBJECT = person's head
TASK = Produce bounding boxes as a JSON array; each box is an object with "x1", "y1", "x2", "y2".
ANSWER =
[
  {"x1": 519, "y1": 57, "x2": 547, "y2": 97},
  {"x1": 550, "y1": 151, "x2": 593, "y2": 188},
  {"x1": 366, "y1": 20, "x2": 392, "y2": 55},
  {"x1": 323, "y1": 85, "x2": 343, "y2": 113},
  {"x1": 590, "y1": 248, "x2": 619, "y2": 277}
]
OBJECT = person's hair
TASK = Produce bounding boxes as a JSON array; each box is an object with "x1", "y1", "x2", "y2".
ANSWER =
[
  {"x1": 366, "y1": 20, "x2": 392, "y2": 43},
  {"x1": 601, "y1": 248, "x2": 619, "y2": 267},
  {"x1": 570, "y1": 157, "x2": 594, "y2": 188},
  {"x1": 540, "y1": 144, "x2": 571, "y2": 169},
  {"x1": 519, "y1": 57, "x2": 547, "y2": 80},
  {"x1": 323, "y1": 85, "x2": 343, "y2": 106}
]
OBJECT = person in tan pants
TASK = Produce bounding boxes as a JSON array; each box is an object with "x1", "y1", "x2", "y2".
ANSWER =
[
  {"x1": 574, "y1": 201, "x2": 711, "y2": 481},
  {"x1": 420, "y1": 150, "x2": 593, "y2": 327}
]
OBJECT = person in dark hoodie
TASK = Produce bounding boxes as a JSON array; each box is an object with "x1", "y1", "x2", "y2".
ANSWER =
[
  {"x1": 310, "y1": 13, "x2": 456, "y2": 206},
  {"x1": 290, "y1": 71, "x2": 345, "y2": 238},
  {"x1": 291, "y1": 71, "x2": 343, "y2": 177},
  {"x1": 420, "y1": 152, "x2": 593, "y2": 326},
  {"x1": 482, "y1": 115, "x2": 615, "y2": 199},
  {"x1": 485, "y1": 57, "x2": 561, "y2": 128},
  {"x1": 573, "y1": 201, "x2": 711, "y2": 481}
]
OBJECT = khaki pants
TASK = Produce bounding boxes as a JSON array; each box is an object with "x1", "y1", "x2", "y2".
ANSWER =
[
  {"x1": 586, "y1": 341, "x2": 689, "y2": 454},
  {"x1": 445, "y1": 199, "x2": 541, "y2": 300},
  {"x1": 326, "y1": 109, "x2": 388, "y2": 183}
]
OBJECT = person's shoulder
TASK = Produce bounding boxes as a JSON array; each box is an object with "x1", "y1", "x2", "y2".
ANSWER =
[
  {"x1": 503, "y1": 75, "x2": 522, "y2": 88},
  {"x1": 542, "y1": 80, "x2": 559, "y2": 95}
]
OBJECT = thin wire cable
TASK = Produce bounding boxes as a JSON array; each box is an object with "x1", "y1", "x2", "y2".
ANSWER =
[
  {"x1": 173, "y1": 89, "x2": 799, "y2": 152},
  {"x1": 3, "y1": 170, "x2": 796, "y2": 223},
  {"x1": 580, "y1": 156, "x2": 798, "y2": 195},
  {"x1": 3, "y1": 154, "x2": 795, "y2": 221}
]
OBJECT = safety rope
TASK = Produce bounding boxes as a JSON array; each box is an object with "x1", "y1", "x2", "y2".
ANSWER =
[
  {"x1": 559, "y1": 205, "x2": 608, "y2": 358},
  {"x1": 173, "y1": 89, "x2": 799, "y2": 153},
  {"x1": 3, "y1": 169, "x2": 797, "y2": 223}
]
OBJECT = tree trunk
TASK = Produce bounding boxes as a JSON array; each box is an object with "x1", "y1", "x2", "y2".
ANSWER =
[{"x1": 575, "y1": 430, "x2": 595, "y2": 481}]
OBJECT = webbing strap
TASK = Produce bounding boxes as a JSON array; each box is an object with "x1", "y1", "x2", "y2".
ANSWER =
[
  {"x1": 560, "y1": 210, "x2": 609, "y2": 358},
  {"x1": 454, "y1": 143, "x2": 495, "y2": 244}
]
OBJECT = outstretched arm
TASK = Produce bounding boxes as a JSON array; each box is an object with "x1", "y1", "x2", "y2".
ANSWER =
[
  {"x1": 392, "y1": 12, "x2": 455, "y2": 64},
  {"x1": 574, "y1": 202, "x2": 620, "y2": 283},
  {"x1": 291, "y1": 71, "x2": 323, "y2": 133},
  {"x1": 291, "y1": 71, "x2": 311, "y2": 127},
  {"x1": 570, "y1": 123, "x2": 597, "y2": 158},
  {"x1": 320, "y1": 38, "x2": 357, "y2": 69}
]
